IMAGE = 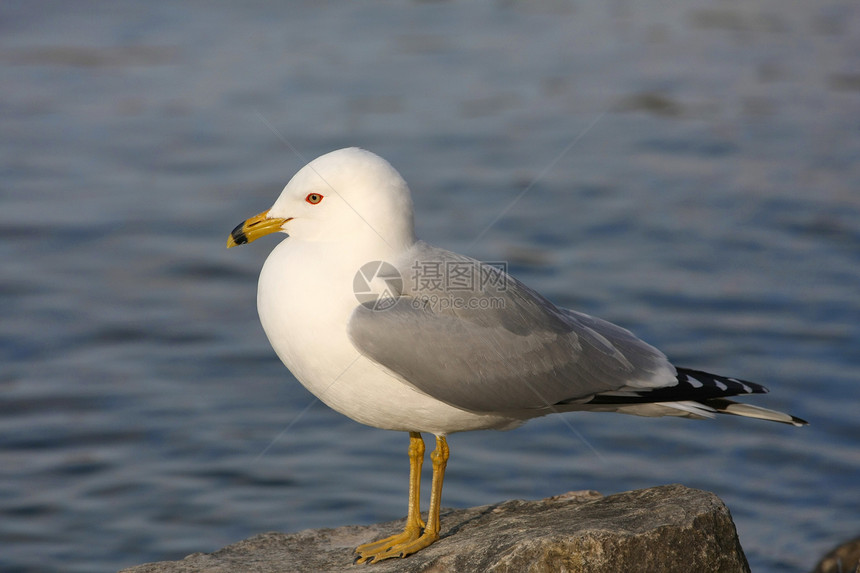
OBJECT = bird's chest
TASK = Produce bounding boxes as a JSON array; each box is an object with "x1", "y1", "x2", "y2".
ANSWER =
[{"x1": 256, "y1": 242, "x2": 367, "y2": 388}]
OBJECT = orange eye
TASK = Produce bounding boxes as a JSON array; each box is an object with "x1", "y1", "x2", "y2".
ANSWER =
[{"x1": 305, "y1": 193, "x2": 324, "y2": 205}]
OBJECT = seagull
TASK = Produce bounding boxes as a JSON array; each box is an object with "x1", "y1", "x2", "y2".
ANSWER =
[{"x1": 227, "y1": 147, "x2": 807, "y2": 563}]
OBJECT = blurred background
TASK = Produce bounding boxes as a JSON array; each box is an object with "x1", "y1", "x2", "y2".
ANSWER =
[{"x1": 2, "y1": 1, "x2": 858, "y2": 572}]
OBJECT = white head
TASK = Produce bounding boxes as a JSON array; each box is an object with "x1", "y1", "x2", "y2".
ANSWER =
[{"x1": 228, "y1": 148, "x2": 415, "y2": 251}]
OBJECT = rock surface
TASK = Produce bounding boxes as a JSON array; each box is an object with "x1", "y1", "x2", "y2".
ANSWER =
[
  {"x1": 812, "y1": 535, "x2": 860, "y2": 573},
  {"x1": 120, "y1": 484, "x2": 750, "y2": 573}
]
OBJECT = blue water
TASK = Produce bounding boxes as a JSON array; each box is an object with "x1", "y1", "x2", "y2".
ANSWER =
[{"x1": 2, "y1": 2, "x2": 859, "y2": 572}]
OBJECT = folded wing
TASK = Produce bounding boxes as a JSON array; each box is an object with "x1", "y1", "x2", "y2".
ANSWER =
[{"x1": 348, "y1": 242, "x2": 677, "y2": 413}]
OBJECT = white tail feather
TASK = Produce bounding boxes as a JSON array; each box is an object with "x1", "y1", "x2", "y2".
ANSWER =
[{"x1": 710, "y1": 401, "x2": 807, "y2": 426}]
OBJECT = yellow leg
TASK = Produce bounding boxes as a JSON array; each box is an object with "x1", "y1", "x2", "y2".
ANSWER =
[
  {"x1": 355, "y1": 432, "x2": 425, "y2": 563},
  {"x1": 425, "y1": 435, "x2": 449, "y2": 538},
  {"x1": 354, "y1": 434, "x2": 449, "y2": 564}
]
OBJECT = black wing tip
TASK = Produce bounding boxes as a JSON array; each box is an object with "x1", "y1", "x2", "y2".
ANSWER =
[
  {"x1": 675, "y1": 367, "x2": 769, "y2": 396},
  {"x1": 587, "y1": 367, "x2": 776, "y2": 407}
]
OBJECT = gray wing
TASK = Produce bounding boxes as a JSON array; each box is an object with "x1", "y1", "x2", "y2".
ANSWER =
[{"x1": 347, "y1": 242, "x2": 676, "y2": 413}]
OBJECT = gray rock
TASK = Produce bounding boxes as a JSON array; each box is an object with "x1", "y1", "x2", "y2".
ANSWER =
[
  {"x1": 120, "y1": 484, "x2": 750, "y2": 573},
  {"x1": 812, "y1": 535, "x2": 860, "y2": 573}
]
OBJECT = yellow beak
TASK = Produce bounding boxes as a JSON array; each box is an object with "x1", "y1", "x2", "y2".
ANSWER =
[{"x1": 227, "y1": 210, "x2": 291, "y2": 248}]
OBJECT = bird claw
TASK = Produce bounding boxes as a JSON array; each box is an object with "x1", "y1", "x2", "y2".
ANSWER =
[{"x1": 354, "y1": 526, "x2": 438, "y2": 564}]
